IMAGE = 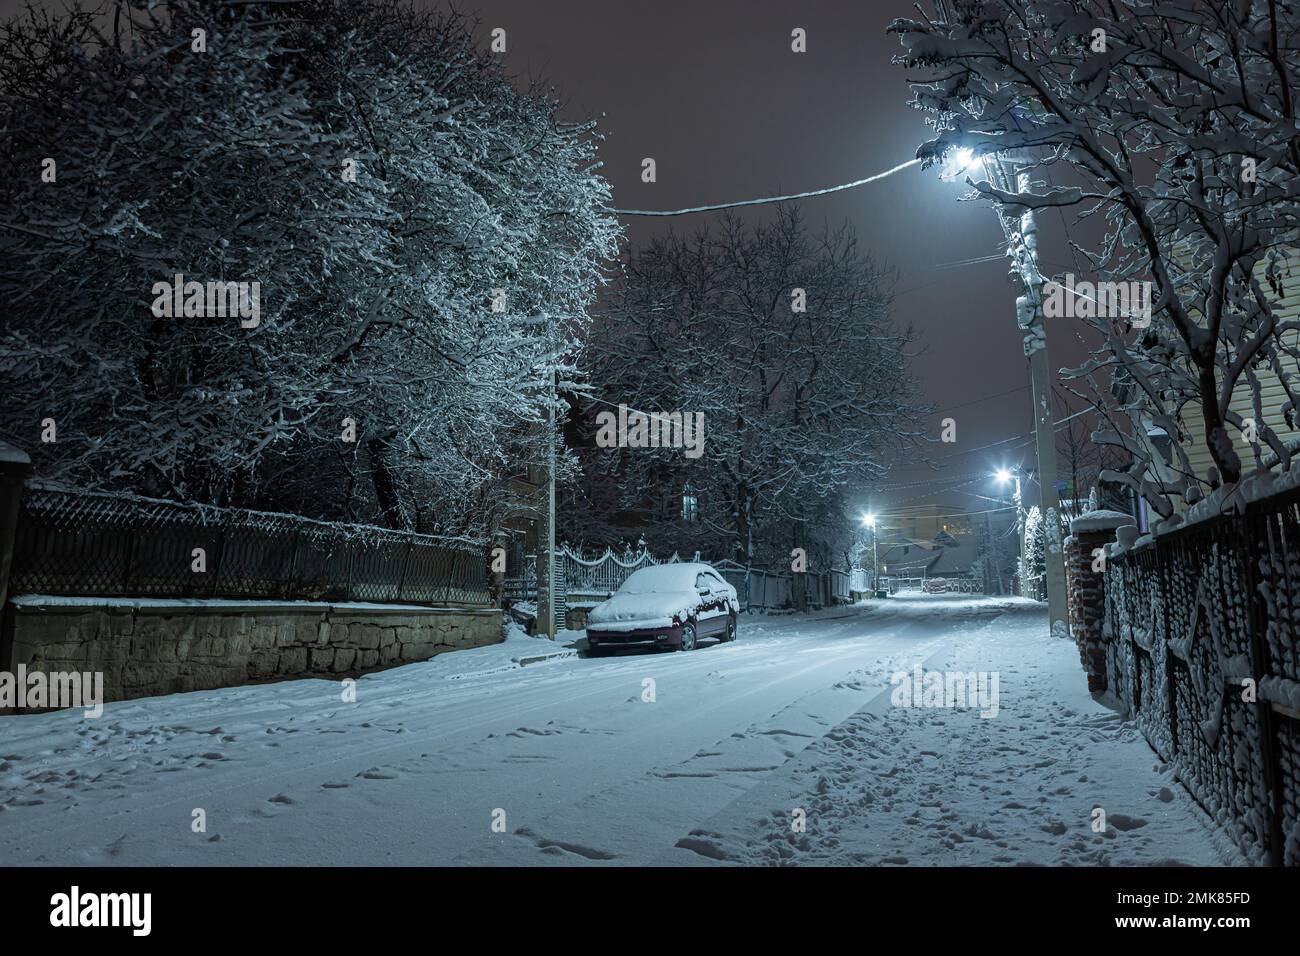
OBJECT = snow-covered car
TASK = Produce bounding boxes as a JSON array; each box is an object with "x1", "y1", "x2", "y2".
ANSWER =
[
  {"x1": 922, "y1": 578, "x2": 950, "y2": 594},
  {"x1": 585, "y1": 562, "x2": 739, "y2": 653}
]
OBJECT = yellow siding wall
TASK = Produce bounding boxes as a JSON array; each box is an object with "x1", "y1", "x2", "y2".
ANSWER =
[{"x1": 1174, "y1": 253, "x2": 1300, "y2": 510}]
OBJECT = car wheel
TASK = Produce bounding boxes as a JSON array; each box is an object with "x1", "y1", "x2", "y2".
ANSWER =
[
  {"x1": 679, "y1": 621, "x2": 697, "y2": 651},
  {"x1": 721, "y1": 614, "x2": 737, "y2": 642}
]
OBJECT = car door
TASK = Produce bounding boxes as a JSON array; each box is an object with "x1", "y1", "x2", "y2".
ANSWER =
[
  {"x1": 694, "y1": 572, "x2": 728, "y2": 633},
  {"x1": 705, "y1": 571, "x2": 732, "y2": 606}
]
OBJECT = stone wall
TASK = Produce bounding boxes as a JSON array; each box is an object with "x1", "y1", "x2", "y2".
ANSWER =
[{"x1": 5, "y1": 598, "x2": 501, "y2": 704}]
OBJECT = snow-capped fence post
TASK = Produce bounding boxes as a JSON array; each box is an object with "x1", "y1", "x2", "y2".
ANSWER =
[
  {"x1": 0, "y1": 441, "x2": 32, "y2": 671},
  {"x1": 395, "y1": 536, "x2": 413, "y2": 603},
  {"x1": 1066, "y1": 511, "x2": 1134, "y2": 693}
]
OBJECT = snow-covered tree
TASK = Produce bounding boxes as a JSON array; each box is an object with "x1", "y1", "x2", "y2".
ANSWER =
[
  {"x1": 892, "y1": 0, "x2": 1300, "y2": 515},
  {"x1": 0, "y1": 0, "x2": 617, "y2": 534},
  {"x1": 1056, "y1": 408, "x2": 1129, "y2": 521},
  {"x1": 1021, "y1": 505, "x2": 1047, "y2": 599},
  {"x1": 573, "y1": 208, "x2": 924, "y2": 568}
]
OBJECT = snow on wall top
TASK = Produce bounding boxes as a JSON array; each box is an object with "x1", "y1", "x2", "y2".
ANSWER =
[
  {"x1": 0, "y1": 440, "x2": 31, "y2": 465},
  {"x1": 1069, "y1": 510, "x2": 1135, "y2": 534}
]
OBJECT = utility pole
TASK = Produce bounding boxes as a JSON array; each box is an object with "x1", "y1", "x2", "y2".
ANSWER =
[
  {"x1": 861, "y1": 514, "x2": 879, "y2": 594},
  {"x1": 985, "y1": 509, "x2": 1001, "y2": 595},
  {"x1": 542, "y1": 367, "x2": 557, "y2": 639},
  {"x1": 988, "y1": 157, "x2": 1068, "y2": 636},
  {"x1": 871, "y1": 524, "x2": 878, "y2": 593},
  {"x1": 1014, "y1": 472, "x2": 1026, "y2": 598}
]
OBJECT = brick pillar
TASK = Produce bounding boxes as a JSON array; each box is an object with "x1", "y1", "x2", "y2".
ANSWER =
[{"x1": 1066, "y1": 511, "x2": 1133, "y2": 693}]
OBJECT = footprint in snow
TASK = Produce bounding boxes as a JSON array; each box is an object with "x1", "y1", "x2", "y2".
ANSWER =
[{"x1": 1107, "y1": 813, "x2": 1148, "y2": 831}]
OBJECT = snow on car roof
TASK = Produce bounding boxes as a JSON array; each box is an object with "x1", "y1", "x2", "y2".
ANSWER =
[{"x1": 618, "y1": 562, "x2": 717, "y2": 593}]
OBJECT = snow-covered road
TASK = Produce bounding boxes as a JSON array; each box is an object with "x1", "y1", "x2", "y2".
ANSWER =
[{"x1": 0, "y1": 595, "x2": 1242, "y2": 866}]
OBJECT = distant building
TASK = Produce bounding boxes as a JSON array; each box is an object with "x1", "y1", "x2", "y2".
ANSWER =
[
  {"x1": 878, "y1": 538, "x2": 939, "y2": 578},
  {"x1": 879, "y1": 536, "x2": 983, "y2": 580},
  {"x1": 887, "y1": 504, "x2": 972, "y2": 542}
]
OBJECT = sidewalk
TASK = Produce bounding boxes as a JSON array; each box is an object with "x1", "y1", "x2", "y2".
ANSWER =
[{"x1": 659, "y1": 601, "x2": 1245, "y2": 866}]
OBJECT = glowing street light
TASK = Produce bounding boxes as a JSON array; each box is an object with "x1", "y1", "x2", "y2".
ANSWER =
[
  {"x1": 992, "y1": 467, "x2": 1026, "y2": 597},
  {"x1": 941, "y1": 147, "x2": 982, "y2": 181},
  {"x1": 861, "y1": 514, "x2": 879, "y2": 594}
]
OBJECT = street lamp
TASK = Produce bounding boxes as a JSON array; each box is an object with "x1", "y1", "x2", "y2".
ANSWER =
[
  {"x1": 861, "y1": 513, "x2": 878, "y2": 594},
  {"x1": 941, "y1": 148, "x2": 981, "y2": 181},
  {"x1": 995, "y1": 467, "x2": 1026, "y2": 598},
  {"x1": 941, "y1": 140, "x2": 1069, "y2": 632},
  {"x1": 929, "y1": 0, "x2": 1067, "y2": 631}
]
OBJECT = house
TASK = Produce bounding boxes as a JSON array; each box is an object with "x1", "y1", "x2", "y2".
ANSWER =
[
  {"x1": 878, "y1": 537, "x2": 940, "y2": 577},
  {"x1": 878, "y1": 532, "x2": 980, "y2": 580},
  {"x1": 1123, "y1": 251, "x2": 1300, "y2": 525},
  {"x1": 925, "y1": 539, "x2": 982, "y2": 579},
  {"x1": 888, "y1": 504, "x2": 973, "y2": 541}
]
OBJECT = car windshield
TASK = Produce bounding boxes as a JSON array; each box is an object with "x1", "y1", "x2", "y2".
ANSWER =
[{"x1": 617, "y1": 565, "x2": 703, "y2": 594}]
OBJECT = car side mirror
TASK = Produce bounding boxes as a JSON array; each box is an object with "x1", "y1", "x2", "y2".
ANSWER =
[{"x1": 697, "y1": 586, "x2": 711, "y2": 596}]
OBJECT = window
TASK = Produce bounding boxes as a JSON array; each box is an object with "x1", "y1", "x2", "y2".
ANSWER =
[{"x1": 681, "y1": 486, "x2": 698, "y2": 522}]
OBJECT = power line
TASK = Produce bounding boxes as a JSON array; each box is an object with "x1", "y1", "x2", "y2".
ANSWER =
[
  {"x1": 877, "y1": 475, "x2": 989, "y2": 510},
  {"x1": 611, "y1": 158, "x2": 922, "y2": 217},
  {"x1": 892, "y1": 407, "x2": 1094, "y2": 477},
  {"x1": 872, "y1": 470, "x2": 1001, "y2": 491},
  {"x1": 930, "y1": 252, "x2": 1009, "y2": 271},
  {"x1": 873, "y1": 504, "x2": 1017, "y2": 521},
  {"x1": 935, "y1": 384, "x2": 1030, "y2": 414}
]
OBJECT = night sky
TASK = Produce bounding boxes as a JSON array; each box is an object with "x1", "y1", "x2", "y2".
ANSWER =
[
  {"x1": 2, "y1": 0, "x2": 1097, "y2": 515},
  {"x1": 446, "y1": 0, "x2": 1095, "y2": 518}
]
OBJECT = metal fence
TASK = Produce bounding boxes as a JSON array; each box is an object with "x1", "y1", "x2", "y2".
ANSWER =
[
  {"x1": 1104, "y1": 484, "x2": 1300, "y2": 865},
  {"x1": 880, "y1": 575, "x2": 981, "y2": 594},
  {"x1": 711, "y1": 560, "x2": 847, "y2": 609},
  {"x1": 507, "y1": 544, "x2": 849, "y2": 613},
  {"x1": 505, "y1": 545, "x2": 672, "y2": 607},
  {"x1": 713, "y1": 560, "x2": 791, "y2": 610},
  {"x1": 559, "y1": 545, "x2": 664, "y2": 597},
  {"x1": 9, "y1": 485, "x2": 491, "y2": 606}
]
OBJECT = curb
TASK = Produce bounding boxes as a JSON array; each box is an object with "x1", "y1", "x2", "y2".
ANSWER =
[{"x1": 513, "y1": 649, "x2": 579, "y2": 667}]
